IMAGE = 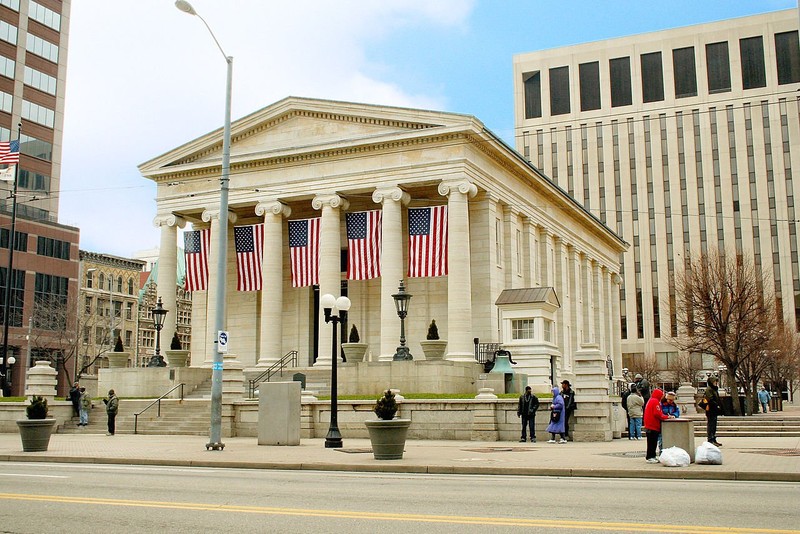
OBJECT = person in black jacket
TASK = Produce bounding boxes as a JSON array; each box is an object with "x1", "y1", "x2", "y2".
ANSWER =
[
  {"x1": 703, "y1": 376, "x2": 724, "y2": 447},
  {"x1": 69, "y1": 382, "x2": 81, "y2": 418},
  {"x1": 560, "y1": 380, "x2": 577, "y2": 440},
  {"x1": 517, "y1": 386, "x2": 540, "y2": 442}
]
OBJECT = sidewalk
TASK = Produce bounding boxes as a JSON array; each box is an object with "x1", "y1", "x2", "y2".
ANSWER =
[{"x1": 1, "y1": 432, "x2": 798, "y2": 482}]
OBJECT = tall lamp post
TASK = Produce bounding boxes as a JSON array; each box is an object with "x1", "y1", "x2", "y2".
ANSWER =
[
  {"x1": 1, "y1": 124, "x2": 21, "y2": 397},
  {"x1": 320, "y1": 293, "x2": 350, "y2": 448},
  {"x1": 392, "y1": 280, "x2": 413, "y2": 361},
  {"x1": 175, "y1": 0, "x2": 233, "y2": 451},
  {"x1": 148, "y1": 298, "x2": 168, "y2": 367}
]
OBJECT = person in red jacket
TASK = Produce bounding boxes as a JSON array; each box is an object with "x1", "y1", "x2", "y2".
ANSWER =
[{"x1": 643, "y1": 388, "x2": 675, "y2": 463}]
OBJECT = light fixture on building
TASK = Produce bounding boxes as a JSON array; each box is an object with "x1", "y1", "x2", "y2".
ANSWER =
[{"x1": 320, "y1": 293, "x2": 351, "y2": 448}]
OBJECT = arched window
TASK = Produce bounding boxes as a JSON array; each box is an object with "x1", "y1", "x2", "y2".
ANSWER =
[
  {"x1": 86, "y1": 270, "x2": 93, "y2": 289},
  {"x1": 98, "y1": 273, "x2": 105, "y2": 290},
  {"x1": 128, "y1": 278, "x2": 134, "y2": 295},
  {"x1": 117, "y1": 276, "x2": 123, "y2": 293}
]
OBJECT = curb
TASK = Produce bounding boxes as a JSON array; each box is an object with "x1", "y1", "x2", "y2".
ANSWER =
[{"x1": 1, "y1": 454, "x2": 797, "y2": 482}]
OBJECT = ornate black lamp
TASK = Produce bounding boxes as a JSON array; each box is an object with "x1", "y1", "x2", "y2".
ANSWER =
[
  {"x1": 392, "y1": 279, "x2": 413, "y2": 361},
  {"x1": 148, "y1": 297, "x2": 168, "y2": 367},
  {"x1": 321, "y1": 293, "x2": 351, "y2": 448}
]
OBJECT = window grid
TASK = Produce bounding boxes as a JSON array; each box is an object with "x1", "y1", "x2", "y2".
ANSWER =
[
  {"x1": 29, "y1": 1, "x2": 61, "y2": 31},
  {"x1": 23, "y1": 66, "x2": 57, "y2": 95},
  {"x1": 26, "y1": 33, "x2": 58, "y2": 63},
  {"x1": 22, "y1": 100, "x2": 55, "y2": 128}
]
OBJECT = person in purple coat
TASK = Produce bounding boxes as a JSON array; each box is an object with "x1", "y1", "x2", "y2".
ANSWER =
[{"x1": 546, "y1": 386, "x2": 567, "y2": 443}]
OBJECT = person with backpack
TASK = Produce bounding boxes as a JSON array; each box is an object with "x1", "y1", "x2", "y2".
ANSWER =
[
  {"x1": 517, "y1": 386, "x2": 540, "y2": 442},
  {"x1": 103, "y1": 389, "x2": 119, "y2": 436},
  {"x1": 626, "y1": 387, "x2": 644, "y2": 440}
]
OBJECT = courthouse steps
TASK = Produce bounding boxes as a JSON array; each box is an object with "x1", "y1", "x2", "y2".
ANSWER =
[{"x1": 684, "y1": 413, "x2": 800, "y2": 438}]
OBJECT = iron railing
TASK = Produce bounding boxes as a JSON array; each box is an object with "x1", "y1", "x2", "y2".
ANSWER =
[
  {"x1": 133, "y1": 383, "x2": 184, "y2": 434},
  {"x1": 247, "y1": 350, "x2": 298, "y2": 398}
]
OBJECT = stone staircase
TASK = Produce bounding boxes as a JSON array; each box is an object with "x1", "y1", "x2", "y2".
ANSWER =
[
  {"x1": 686, "y1": 413, "x2": 800, "y2": 438},
  {"x1": 57, "y1": 399, "x2": 213, "y2": 436},
  {"x1": 186, "y1": 378, "x2": 213, "y2": 399}
]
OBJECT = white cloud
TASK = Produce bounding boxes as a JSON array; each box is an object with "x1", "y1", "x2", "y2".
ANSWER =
[{"x1": 60, "y1": 0, "x2": 474, "y2": 256}]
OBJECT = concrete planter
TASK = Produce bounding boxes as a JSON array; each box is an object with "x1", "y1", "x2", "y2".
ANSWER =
[
  {"x1": 364, "y1": 418, "x2": 411, "y2": 460},
  {"x1": 107, "y1": 351, "x2": 130, "y2": 369},
  {"x1": 165, "y1": 350, "x2": 190, "y2": 368},
  {"x1": 341, "y1": 343, "x2": 368, "y2": 363},
  {"x1": 420, "y1": 340, "x2": 447, "y2": 361},
  {"x1": 17, "y1": 419, "x2": 57, "y2": 452}
]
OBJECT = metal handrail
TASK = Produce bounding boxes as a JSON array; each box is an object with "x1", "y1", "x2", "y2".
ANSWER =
[
  {"x1": 248, "y1": 350, "x2": 298, "y2": 398},
  {"x1": 133, "y1": 383, "x2": 185, "y2": 435}
]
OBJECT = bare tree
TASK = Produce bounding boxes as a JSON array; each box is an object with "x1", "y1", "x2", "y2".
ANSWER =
[
  {"x1": 630, "y1": 355, "x2": 663, "y2": 386},
  {"x1": 29, "y1": 292, "x2": 112, "y2": 385},
  {"x1": 667, "y1": 352, "x2": 703, "y2": 386},
  {"x1": 673, "y1": 250, "x2": 775, "y2": 415},
  {"x1": 764, "y1": 321, "x2": 800, "y2": 410}
]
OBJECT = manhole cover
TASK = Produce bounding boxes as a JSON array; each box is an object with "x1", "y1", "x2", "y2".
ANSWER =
[
  {"x1": 335, "y1": 448, "x2": 373, "y2": 454},
  {"x1": 461, "y1": 447, "x2": 535, "y2": 453},
  {"x1": 743, "y1": 449, "x2": 800, "y2": 457},
  {"x1": 603, "y1": 451, "x2": 647, "y2": 458}
]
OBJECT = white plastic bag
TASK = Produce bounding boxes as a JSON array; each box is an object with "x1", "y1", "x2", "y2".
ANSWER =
[
  {"x1": 695, "y1": 442, "x2": 723, "y2": 465},
  {"x1": 659, "y1": 446, "x2": 691, "y2": 467}
]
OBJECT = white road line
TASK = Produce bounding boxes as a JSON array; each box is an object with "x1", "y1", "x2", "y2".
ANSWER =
[{"x1": 0, "y1": 473, "x2": 67, "y2": 479}]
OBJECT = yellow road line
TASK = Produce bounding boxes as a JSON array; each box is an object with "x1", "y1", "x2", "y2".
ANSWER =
[{"x1": 0, "y1": 492, "x2": 796, "y2": 533}]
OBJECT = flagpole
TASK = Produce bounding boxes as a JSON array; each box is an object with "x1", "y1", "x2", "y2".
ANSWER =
[{"x1": 0, "y1": 123, "x2": 21, "y2": 397}]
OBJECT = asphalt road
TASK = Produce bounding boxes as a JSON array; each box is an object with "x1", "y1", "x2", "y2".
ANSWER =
[{"x1": 0, "y1": 463, "x2": 798, "y2": 533}]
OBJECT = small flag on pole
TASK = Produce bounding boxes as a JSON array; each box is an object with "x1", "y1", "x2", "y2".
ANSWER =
[
  {"x1": 408, "y1": 206, "x2": 448, "y2": 278},
  {"x1": 184, "y1": 228, "x2": 211, "y2": 291},
  {"x1": 346, "y1": 210, "x2": 382, "y2": 280},
  {"x1": 0, "y1": 140, "x2": 20, "y2": 165},
  {"x1": 288, "y1": 218, "x2": 321, "y2": 287},
  {"x1": 234, "y1": 224, "x2": 264, "y2": 291}
]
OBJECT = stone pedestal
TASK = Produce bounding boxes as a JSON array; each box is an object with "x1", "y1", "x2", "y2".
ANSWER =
[
  {"x1": 471, "y1": 398, "x2": 499, "y2": 440},
  {"x1": 25, "y1": 360, "x2": 57, "y2": 403},
  {"x1": 258, "y1": 381, "x2": 301, "y2": 445},
  {"x1": 676, "y1": 382, "x2": 697, "y2": 415},
  {"x1": 571, "y1": 343, "x2": 612, "y2": 442},
  {"x1": 662, "y1": 418, "x2": 695, "y2": 463},
  {"x1": 107, "y1": 352, "x2": 130, "y2": 369},
  {"x1": 165, "y1": 350, "x2": 189, "y2": 368}
]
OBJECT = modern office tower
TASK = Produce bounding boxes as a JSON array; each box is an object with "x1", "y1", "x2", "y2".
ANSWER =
[
  {"x1": 514, "y1": 10, "x2": 800, "y2": 376},
  {"x1": 0, "y1": 1, "x2": 75, "y2": 396}
]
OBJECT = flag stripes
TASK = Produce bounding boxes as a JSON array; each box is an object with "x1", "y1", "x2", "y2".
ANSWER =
[
  {"x1": 408, "y1": 206, "x2": 448, "y2": 278},
  {"x1": 288, "y1": 218, "x2": 321, "y2": 287},
  {"x1": 346, "y1": 210, "x2": 382, "y2": 280},
  {"x1": 184, "y1": 228, "x2": 211, "y2": 291},
  {"x1": 234, "y1": 224, "x2": 264, "y2": 291}
]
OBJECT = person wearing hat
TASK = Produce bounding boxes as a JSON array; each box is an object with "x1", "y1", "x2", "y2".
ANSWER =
[
  {"x1": 560, "y1": 380, "x2": 576, "y2": 440},
  {"x1": 103, "y1": 389, "x2": 119, "y2": 436},
  {"x1": 702, "y1": 377, "x2": 724, "y2": 447},
  {"x1": 633, "y1": 373, "x2": 651, "y2": 406}
]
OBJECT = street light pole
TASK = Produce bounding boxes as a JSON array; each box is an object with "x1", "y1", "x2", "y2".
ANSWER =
[
  {"x1": 321, "y1": 293, "x2": 351, "y2": 448},
  {"x1": 392, "y1": 280, "x2": 413, "y2": 361},
  {"x1": 0, "y1": 123, "x2": 21, "y2": 397},
  {"x1": 175, "y1": 0, "x2": 232, "y2": 451},
  {"x1": 148, "y1": 298, "x2": 168, "y2": 367}
]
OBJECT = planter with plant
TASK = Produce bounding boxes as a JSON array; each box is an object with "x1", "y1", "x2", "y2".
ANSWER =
[
  {"x1": 419, "y1": 319, "x2": 447, "y2": 361},
  {"x1": 341, "y1": 324, "x2": 368, "y2": 364},
  {"x1": 364, "y1": 389, "x2": 411, "y2": 460},
  {"x1": 165, "y1": 332, "x2": 189, "y2": 367},
  {"x1": 107, "y1": 335, "x2": 130, "y2": 368},
  {"x1": 16, "y1": 396, "x2": 57, "y2": 452}
]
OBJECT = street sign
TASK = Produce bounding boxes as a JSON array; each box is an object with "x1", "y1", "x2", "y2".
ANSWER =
[{"x1": 217, "y1": 330, "x2": 229, "y2": 353}]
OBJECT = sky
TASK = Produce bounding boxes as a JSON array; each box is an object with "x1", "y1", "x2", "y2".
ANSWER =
[{"x1": 59, "y1": 0, "x2": 797, "y2": 258}]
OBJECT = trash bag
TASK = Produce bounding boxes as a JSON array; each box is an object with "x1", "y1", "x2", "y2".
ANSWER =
[
  {"x1": 659, "y1": 446, "x2": 691, "y2": 467},
  {"x1": 695, "y1": 442, "x2": 723, "y2": 465}
]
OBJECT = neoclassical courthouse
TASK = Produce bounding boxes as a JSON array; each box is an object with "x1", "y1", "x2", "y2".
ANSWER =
[{"x1": 138, "y1": 97, "x2": 627, "y2": 394}]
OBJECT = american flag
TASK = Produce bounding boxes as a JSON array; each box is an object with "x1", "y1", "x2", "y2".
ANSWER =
[
  {"x1": 184, "y1": 228, "x2": 211, "y2": 291},
  {"x1": 0, "y1": 140, "x2": 19, "y2": 165},
  {"x1": 234, "y1": 224, "x2": 264, "y2": 291},
  {"x1": 288, "y1": 218, "x2": 320, "y2": 287},
  {"x1": 346, "y1": 210, "x2": 382, "y2": 280},
  {"x1": 408, "y1": 206, "x2": 448, "y2": 277}
]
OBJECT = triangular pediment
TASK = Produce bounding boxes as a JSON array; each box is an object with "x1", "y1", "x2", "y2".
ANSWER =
[{"x1": 139, "y1": 97, "x2": 476, "y2": 174}]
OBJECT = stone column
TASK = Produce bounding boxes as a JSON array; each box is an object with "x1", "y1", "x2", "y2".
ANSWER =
[
  {"x1": 581, "y1": 253, "x2": 592, "y2": 345},
  {"x1": 553, "y1": 236, "x2": 565, "y2": 371},
  {"x1": 153, "y1": 213, "x2": 185, "y2": 354},
  {"x1": 201, "y1": 208, "x2": 237, "y2": 366},
  {"x1": 538, "y1": 227, "x2": 551, "y2": 286},
  {"x1": 255, "y1": 199, "x2": 291, "y2": 366},
  {"x1": 312, "y1": 193, "x2": 348, "y2": 368},
  {"x1": 521, "y1": 218, "x2": 533, "y2": 287},
  {"x1": 438, "y1": 179, "x2": 477, "y2": 360},
  {"x1": 567, "y1": 245, "x2": 579, "y2": 371},
  {"x1": 599, "y1": 265, "x2": 609, "y2": 365},
  {"x1": 372, "y1": 186, "x2": 410, "y2": 362},
  {"x1": 503, "y1": 206, "x2": 518, "y2": 288},
  {"x1": 611, "y1": 273, "x2": 623, "y2": 382}
]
